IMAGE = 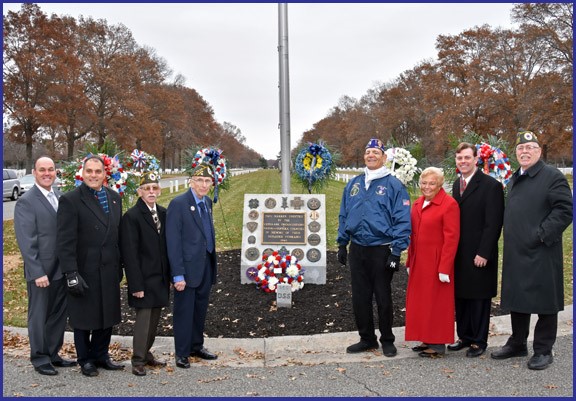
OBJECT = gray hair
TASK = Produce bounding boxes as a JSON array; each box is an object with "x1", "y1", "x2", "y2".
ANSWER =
[{"x1": 419, "y1": 166, "x2": 445, "y2": 186}]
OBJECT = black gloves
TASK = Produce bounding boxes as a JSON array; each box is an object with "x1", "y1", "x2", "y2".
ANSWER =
[
  {"x1": 386, "y1": 253, "x2": 401, "y2": 271},
  {"x1": 66, "y1": 272, "x2": 89, "y2": 297},
  {"x1": 337, "y1": 245, "x2": 348, "y2": 266}
]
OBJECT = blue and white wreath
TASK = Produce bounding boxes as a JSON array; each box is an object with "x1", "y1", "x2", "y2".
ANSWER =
[{"x1": 294, "y1": 141, "x2": 336, "y2": 193}]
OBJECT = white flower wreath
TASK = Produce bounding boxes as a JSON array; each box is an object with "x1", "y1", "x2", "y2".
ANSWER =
[{"x1": 385, "y1": 147, "x2": 420, "y2": 186}]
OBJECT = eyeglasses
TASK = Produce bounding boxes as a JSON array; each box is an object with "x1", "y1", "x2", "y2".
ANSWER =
[
  {"x1": 192, "y1": 178, "x2": 213, "y2": 186},
  {"x1": 516, "y1": 144, "x2": 540, "y2": 152},
  {"x1": 140, "y1": 185, "x2": 160, "y2": 192}
]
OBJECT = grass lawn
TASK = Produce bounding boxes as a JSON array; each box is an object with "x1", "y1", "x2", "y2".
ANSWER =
[{"x1": 3, "y1": 169, "x2": 573, "y2": 327}]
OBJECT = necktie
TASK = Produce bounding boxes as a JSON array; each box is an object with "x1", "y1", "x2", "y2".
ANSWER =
[
  {"x1": 151, "y1": 209, "x2": 161, "y2": 233},
  {"x1": 459, "y1": 176, "x2": 467, "y2": 196},
  {"x1": 47, "y1": 192, "x2": 58, "y2": 211},
  {"x1": 198, "y1": 202, "x2": 215, "y2": 253},
  {"x1": 96, "y1": 189, "x2": 109, "y2": 213}
]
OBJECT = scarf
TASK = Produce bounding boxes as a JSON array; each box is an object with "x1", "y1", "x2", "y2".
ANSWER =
[{"x1": 364, "y1": 165, "x2": 390, "y2": 190}]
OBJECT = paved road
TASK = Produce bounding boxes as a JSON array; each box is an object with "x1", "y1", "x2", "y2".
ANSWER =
[{"x1": 3, "y1": 306, "x2": 573, "y2": 397}]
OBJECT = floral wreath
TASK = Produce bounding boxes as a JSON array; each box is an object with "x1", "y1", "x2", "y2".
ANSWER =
[
  {"x1": 475, "y1": 142, "x2": 512, "y2": 187},
  {"x1": 126, "y1": 149, "x2": 161, "y2": 188},
  {"x1": 384, "y1": 147, "x2": 420, "y2": 186},
  {"x1": 246, "y1": 250, "x2": 305, "y2": 293},
  {"x1": 294, "y1": 141, "x2": 335, "y2": 193},
  {"x1": 190, "y1": 147, "x2": 227, "y2": 203},
  {"x1": 63, "y1": 153, "x2": 130, "y2": 196}
]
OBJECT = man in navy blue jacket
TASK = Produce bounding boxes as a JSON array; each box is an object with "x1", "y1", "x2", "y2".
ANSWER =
[
  {"x1": 166, "y1": 164, "x2": 218, "y2": 369},
  {"x1": 337, "y1": 138, "x2": 411, "y2": 358}
]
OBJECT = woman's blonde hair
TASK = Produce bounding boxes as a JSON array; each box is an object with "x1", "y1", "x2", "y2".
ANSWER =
[{"x1": 419, "y1": 167, "x2": 445, "y2": 186}]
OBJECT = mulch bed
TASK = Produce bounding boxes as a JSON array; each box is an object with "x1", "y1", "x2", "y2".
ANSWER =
[{"x1": 110, "y1": 250, "x2": 505, "y2": 339}]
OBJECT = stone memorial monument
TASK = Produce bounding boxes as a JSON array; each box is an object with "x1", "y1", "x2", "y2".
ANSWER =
[{"x1": 241, "y1": 194, "x2": 327, "y2": 285}]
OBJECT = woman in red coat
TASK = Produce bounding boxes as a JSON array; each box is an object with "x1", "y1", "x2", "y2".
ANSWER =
[{"x1": 405, "y1": 167, "x2": 460, "y2": 357}]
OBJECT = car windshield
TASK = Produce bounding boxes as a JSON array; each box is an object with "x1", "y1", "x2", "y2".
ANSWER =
[{"x1": 20, "y1": 175, "x2": 35, "y2": 184}]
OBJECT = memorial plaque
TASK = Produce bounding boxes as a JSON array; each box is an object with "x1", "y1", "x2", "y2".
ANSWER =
[
  {"x1": 291, "y1": 248, "x2": 305, "y2": 261},
  {"x1": 276, "y1": 283, "x2": 292, "y2": 308},
  {"x1": 261, "y1": 212, "x2": 306, "y2": 245},
  {"x1": 241, "y1": 194, "x2": 327, "y2": 285},
  {"x1": 245, "y1": 247, "x2": 260, "y2": 261},
  {"x1": 308, "y1": 221, "x2": 321, "y2": 233},
  {"x1": 307, "y1": 233, "x2": 321, "y2": 246}
]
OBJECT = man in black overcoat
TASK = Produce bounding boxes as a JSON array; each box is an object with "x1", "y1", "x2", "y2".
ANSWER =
[
  {"x1": 491, "y1": 131, "x2": 573, "y2": 370},
  {"x1": 449, "y1": 143, "x2": 504, "y2": 358},
  {"x1": 56, "y1": 156, "x2": 124, "y2": 377},
  {"x1": 120, "y1": 171, "x2": 171, "y2": 376}
]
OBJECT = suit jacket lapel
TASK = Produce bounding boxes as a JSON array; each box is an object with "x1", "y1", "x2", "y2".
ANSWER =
[
  {"x1": 186, "y1": 190, "x2": 207, "y2": 236},
  {"x1": 79, "y1": 184, "x2": 108, "y2": 226},
  {"x1": 137, "y1": 198, "x2": 159, "y2": 234},
  {"x1": 32, "y1": 186, "x2": 57, "y2": 216}
]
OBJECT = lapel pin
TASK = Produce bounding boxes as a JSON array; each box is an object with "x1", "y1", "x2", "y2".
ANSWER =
[{"x1": 190, "y1": 206, "x2": 195, "y2": 212}]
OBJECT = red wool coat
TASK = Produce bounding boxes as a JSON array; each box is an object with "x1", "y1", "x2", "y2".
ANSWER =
[{"x1": 405, "y1": 188, "x2": 460, "y2": 344}]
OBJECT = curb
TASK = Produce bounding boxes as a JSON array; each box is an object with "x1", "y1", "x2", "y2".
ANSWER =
[{"x1": 4, "y1": 305, "x2": 572, "y2": 368}]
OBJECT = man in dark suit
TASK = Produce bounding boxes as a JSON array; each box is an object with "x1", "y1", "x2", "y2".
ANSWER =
[
  {"x1": 56, "y1": 155, "x2": 124, "y2": 377},
  {"x1": 449, "y1": 142, "x2": 504, "y2": 357},
  {"x1": 14, "y1": 156, "x2": 77, "y2": 376},
  {"x1": 120, "y1": 171, "x2": 171, "y2": 376},
  {"x1": 166, "y1": 163, "x2": 218, "y2": 369}
]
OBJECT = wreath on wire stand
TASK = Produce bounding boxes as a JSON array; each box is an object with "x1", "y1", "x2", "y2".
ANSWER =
[
  {"x1": 294, "y1": 141, "x2": 336, "y2": 193},
  {"x1": 184, "y1": 146, "x2": 230, "y2": 203}
]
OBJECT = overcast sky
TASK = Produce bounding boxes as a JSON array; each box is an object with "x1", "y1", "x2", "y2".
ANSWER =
[{"x1": 3, "y1": 3, "x2": 517, "y2": 159}]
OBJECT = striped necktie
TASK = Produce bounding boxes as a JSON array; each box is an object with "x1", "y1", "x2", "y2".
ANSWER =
[
  {"x1": 198, "y1": 202, "x2": 214, "y2": 253},
  {"x1": 96, "y1": 189, "x2": 109, "y2": 213},
  {"x1": 459, "y1": 176, "x2": 467, "y2": 196}
]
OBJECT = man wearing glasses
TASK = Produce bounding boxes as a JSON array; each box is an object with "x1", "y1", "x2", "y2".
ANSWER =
[
  {"x1": 166, "y1": 164, "x2": 218, "y2": 369},
  {"x1": 491, "y1": 131, "x2": 572, "y2": 370},
  {"x1": 120, "y1": 172, "x2": 170, "y2": 376}
]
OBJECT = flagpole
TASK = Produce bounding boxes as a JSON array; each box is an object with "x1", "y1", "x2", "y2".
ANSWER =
[{"x1": 278, "y1": 3, "x2": 291, "y2": 194}]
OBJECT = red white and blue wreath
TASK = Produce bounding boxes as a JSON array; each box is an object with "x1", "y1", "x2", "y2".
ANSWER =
[
  {"x1": 294, "y1": 141, "x2": 335, "y2": 193},
  {"x1": 476, "y1": 142, "x2": 512, "y2": 187},
  {"x1": 190, "y1": 147, "x2": 228, "y2": 203},
  {"x1": 246, "y1": 250, "x2": 305, "y2": 293}
]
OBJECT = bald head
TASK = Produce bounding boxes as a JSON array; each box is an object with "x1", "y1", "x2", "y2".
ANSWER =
[{"x1": 33, "y1": 157, "x2": 57, "y2": 191}]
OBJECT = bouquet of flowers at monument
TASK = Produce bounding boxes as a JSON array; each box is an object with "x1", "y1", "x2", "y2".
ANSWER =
[
  {"x1": 61, "y1": 152, "x2": 134, "y2": 196},
  {"x1": 294, "y1": 141, "x2": 336, "y2": 193},
  {"x1": 475, "y1": 142, "x2": 512, "y2": 187},
  {"x1": 186, "y1": 146, "x2": 229, "y2": 203},
  {"x1": 384, "y1": 147, "x2": 420, "y2": 186},
  {"x1": 247, "y1": 250, "x2": 304, "y2": 293}
]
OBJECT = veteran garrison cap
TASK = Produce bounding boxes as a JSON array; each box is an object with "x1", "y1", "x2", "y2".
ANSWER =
[
  {"x1": 139, "y1": 171, "x2": 160, "y2": 186},
  {"x1": 365, "y1": 138, "x2": 386, "y2": 153},
  {"x1": 516, "y1": 130, "x2": 539, "y2": 145},
  {"x1": 191, "y1": 163, "x2": 214, "y2": 179}
]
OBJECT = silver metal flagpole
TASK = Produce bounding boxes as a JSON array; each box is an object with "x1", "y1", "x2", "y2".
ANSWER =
[{"x1": 278, "y1": 3, "x2": 291, "y2": 194}]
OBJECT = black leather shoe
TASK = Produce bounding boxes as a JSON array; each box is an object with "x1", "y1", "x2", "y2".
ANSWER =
[
  {"x1": 418, "y1": 350, "x2": 444, "y2": 358},
  {"x1": 146, "y1": 359, "x2": 167, "y2": 367},
  {"x1": 80, "y1": 362, "x2": 99, "y2": 377},
  {"x1": 52, "y1": 358, "x2": 77, "y2": 368},
  {"x1": 447, "y1": 339, "x2": 470, "y2": 351},
  {"x1": 346, "y1": 341, "x2": 379, "y2": 354},
  {"x1": 527, "y1": 353, "x2": 553, "y2": 370},
  {"x1": 466, "y1": 344, "x2": 485, "y2": 358},
  {"x1": 490, "y1": 344, "x2": 528, "y2": 360},
  {"x1": 382, "y1": 342, "x2": 397, "y2": 357},
  {"x1": 95, "y1": 358, "x2": 125, "y2": 370},
  {"x1": 190, "y1": 348, "x2": 218, "y2": 360},
  {"x1": 412, "y1": 343, "x2": 429, "y2": 352},
  {"x1": 175, "y1": 356, "x2": 190, "y2": 369},
  {"x1": 34, "y1": 363, "x2": 58, "y2": 376},
  {"x1": 132, "y1": 365, "x2": 146, "y2": 376}
]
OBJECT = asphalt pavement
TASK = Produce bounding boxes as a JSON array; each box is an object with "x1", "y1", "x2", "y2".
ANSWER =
[{"x1": 3, "y1": 306, "x2": 573, "y2": 397}]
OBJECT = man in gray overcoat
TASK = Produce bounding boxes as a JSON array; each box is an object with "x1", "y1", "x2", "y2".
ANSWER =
[{"x1": 491, "y1": 131, "x2": 573, "y2": 370}]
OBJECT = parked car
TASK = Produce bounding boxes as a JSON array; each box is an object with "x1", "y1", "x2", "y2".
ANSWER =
[
  {"x1": 3, "y1": 169, "x2": 21, "y2": 200},
  {"x1": 19, "y1": 174, "x2": 35, "y2": 194}
]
